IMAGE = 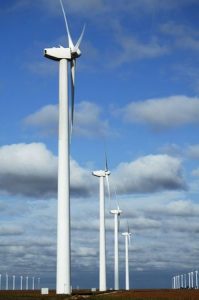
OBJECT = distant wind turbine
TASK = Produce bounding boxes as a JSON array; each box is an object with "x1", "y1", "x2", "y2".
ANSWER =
[
  {"x1": 110, "y1": 197, "x2": 122, "y2": 290},
  {"x1": 92, "y1": 157, "x2": 111, "y2": 291},
  {"x1": 195, "y1": 270, "x2": 198, "y2": 289},
  {"x1": 12, "y1": 275, "x2": 15, "y2": 290},
  {"x1": 184, "y1": 274, "x2": 187, "y2": 289},
  {"x1": 20, "y1": 276, "x2": 23, "y2": 291},
  {"x1": 0, "y1": 274, "x2": 1, "y2": 290},
  {"x1": 188, "y1": 272, "x2": 191, "y2": 289},
  {"x1": 26, "y1": 276, "x2": 28, "y2": 290},
  {"x1": 44, "y1": 0, "x2": 84, "y2": 295},
  {"x1": 122, "y1": 224, "x2": 132, "y2": 290},
  {"x1": 6, "y1": 273, "x2": 8, "y2": 290},
  {"x1": 38, "y1": 277, "x2": 40, "y2": 290},
  {"x1": 181, "y1": 274, "x2": 183, "y2": 288},
  {"x1": 32, "y1": 277, "x2": 35, "y2": 290},
  {"x1": 191, "y1": 271, "x2": 194, "y2": 288}
]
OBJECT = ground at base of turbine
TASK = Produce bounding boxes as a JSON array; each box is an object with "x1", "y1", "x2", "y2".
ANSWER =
[{"x1": 0, "y1": 289, "x2": 199, "y2": 300}]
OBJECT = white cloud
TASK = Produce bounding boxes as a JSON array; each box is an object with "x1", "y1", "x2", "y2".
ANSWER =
[
  {"x1": 24, "y1": 101, "x2": 112, "y2": 138},
  {"x1": 24, "y1": 105, "x2": 58, "y2": 135},
  {"x1": 161, "y1": 22, "x2": 199, "y2": 51},
  {"x1": 111, "y1": 154, "x2": 186, "y2": 193},
  {"x1": 111, "y1": 35, "x2": 169, "y2": 67},
  {"x1": 187, "y1": 144, "x2": 199, "y2": 160},
  {"x1": 119, "y1": 95, "x2": 199, "y2": 129},
  {"x1": 0, "y1": 143, "x2": 93, "y2": 198}
]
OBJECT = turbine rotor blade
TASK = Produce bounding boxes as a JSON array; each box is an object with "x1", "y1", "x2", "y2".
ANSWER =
[
  {"x1": 70, "y1": 58, "x2": 76, "y2": 137},
  {"x1": 73, "y1": 24, "x2": 86, "y2": 52},
  {"x1": 105, "y1": 174, "x2": 111, "y2": 206},
  {"x1": 128, "y1": 233, "x2": 131, "y2": 245},
  {"x1": 59, "y1": 0, "x2": 74, "y2": 49},
  {"x1": 105, "y1": 151, "x2": 109, "y2": 172},
  {"x1": 118, "y1": 214, "x2": 120, "y2": 232}
]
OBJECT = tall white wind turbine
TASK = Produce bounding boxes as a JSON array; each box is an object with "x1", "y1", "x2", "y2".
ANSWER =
[
  {"x1": 92, "y1": 160, "x2": 111, "y2": 291},
  {"x1": 110, "y1": 199, "x2": 122, "y2": 290},
  {"x1": 44, "y1": 0, "x2": 84, "y2": 294},
  {"x1": 122, "y1": 225, "x2": 131, "y2": 290}
]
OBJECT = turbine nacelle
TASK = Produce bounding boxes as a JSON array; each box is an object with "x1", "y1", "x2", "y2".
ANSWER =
[
  {"x1": 122, "y1": 232, "x2": 132, "y2": 237},
  {"x1": 110, "y1": 209, "x2": 122, "y2": 215},
  {"x1": 92, "y1": 170, "x2": 111, "y2": 177},
  {"x1": 44, "y1": 47, "x2": 72, "y2": 61}
]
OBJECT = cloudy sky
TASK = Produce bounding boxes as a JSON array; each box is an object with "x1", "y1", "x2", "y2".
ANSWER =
[{"x1": 0, "y1": 0, "x2": 199, "y2": 290}]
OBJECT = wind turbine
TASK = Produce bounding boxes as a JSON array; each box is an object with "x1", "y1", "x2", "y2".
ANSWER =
[
  {"x1": 181, "y1": 274, "x2": 183, "y2": 288},
  {"x1": 191, "y1": 271, "x2": 194, "y2": 288},
  {"x1": 184, "y1": 274, "x2": 187, "y2": 289},
  {"x1": 92, "y1": 158, "x2": 111, "y2": 291},
  {"x1": 44, "y1": 0, "x2": 84, "y2": 295},
  {"x1": 32, "y1": 277, "x2": 35, "y2": 290},
  {"x1": 38, "y1": 277, "x2": 40, "y2": 290},
  {"x1": 20, "y1": 276, "x2": 23, "y2": 291},
  {"x1": 195, "y1": 270, "x2": 198, "y2": 289},
  {"x1": 6, "y1": 273, "x2": 8, "y2": 290},
  {"x1": 122, "y1": 224, "x2": 131, "y2": 290},
  {"x1": 12, "y1": 275, "x2": 15, "y2": 290},
  {"x1": 110, "y1": 196, "x2": 122, "y2": 290},
  {"x1": 188, "y1": 272, "x2": 191, "y2": 289},
  {"x1": 26, "y1": 276, "x2": 28, "y2": 290}
]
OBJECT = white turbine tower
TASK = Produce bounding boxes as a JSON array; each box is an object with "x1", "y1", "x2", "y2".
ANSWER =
[
  {"x1": 20, "y1": 276, "x2": 23, "y2": 291},
  {"x1": 44, "y1": 0, "x2": 84, "y2": 295},
  {"x1": 32, "y1": 277, "x2": 35, "y2": 290},
  {"x1": 188, "y1": 272, "x2": 191, "y2": 289},
  {"x1": 195, "y1": 270, "x2": 198, "y2": 289},
  {"x1": 191, "y1": 271, "x2": 194, "y2": 288},
  {"x1": 92, "y1": 159, "x2": 111, "y2": 291},
  {"x1": 110, "y1": 200, "x2": 122, "y2": 290},
  {"x1": 184, "y1": 274, "x2": 187, "y2": 289},
  {"x1": 122, "y1": 225, "x2": 131, "y2": 290},
  {"x1": 12, "y1": 275, "x2": 15, "y2": 290},
  {"x1": 181, "y1": 274, "x2": 183, "y2": 288},
  {"x1": 6, "y1": 273, "x2": 8, "y2": 290},
  {"x1": 26, "y1": 276, "x2": 28, "y2": 290}
]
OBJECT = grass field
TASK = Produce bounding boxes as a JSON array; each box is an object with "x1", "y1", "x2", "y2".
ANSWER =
[{"x1": 0, "y1": 289, "x2": 199, "y2": 300}]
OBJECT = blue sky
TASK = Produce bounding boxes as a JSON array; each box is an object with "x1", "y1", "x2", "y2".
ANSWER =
[{"x1": 1, "y1": 0, "x2": 199, "y2": 290}]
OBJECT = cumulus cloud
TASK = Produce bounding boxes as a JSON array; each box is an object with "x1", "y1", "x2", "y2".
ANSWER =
[
  {"x1": 24, "y1": 105, "x2": 58, "y2": 134},
  {"x1": 187, "y1": 144, "x2": 199, "y2": 160},
  {"x1": 24, "y1": 101, "x2": 112, "y2": 138},
  {"x1": 0, "y1": 143, "x2": 94, "y2": 198},
  {"x1": 111, "y1": 35, "x2": 169, "y2": 67},
  {"x1": 119, "y1": 95, "x2": 199, "y2": 129},
  {"x1": 161, "y1": 22, "x2": 199, "y2": 51},
  {"x1": 111, "y1": 154, "x2": 186, "y2": 194},
  {"x1": 147, "y1": 200, "x2": 199, "y2": 217}
]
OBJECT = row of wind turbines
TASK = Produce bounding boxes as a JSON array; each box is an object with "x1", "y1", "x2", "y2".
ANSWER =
[
  {"x1": 172, "y1": 271, "x2": 198, "y2": 289},
  {"x1": 92, "y1": 159, "x2": 132, "y2": 291},
  {"x1": 0, "y1": 274, "x2": 40, "y2": 290},
  {"x1": 44, "y1": 0, "x2": 132, "y2": 294}
]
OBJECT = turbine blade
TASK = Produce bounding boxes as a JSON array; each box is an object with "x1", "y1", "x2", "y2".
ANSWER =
[
  {"x1": 59, "y1": 0, "x2": 74, "y2": 49},
  {"x1": 118, "y1": 214, "x2": 120, "y2": 232},
  {"x1": 127, "y1": 220, "x2": 130, "y2": 234},
  {"x1": 128, "y1": 233, "x2": 131, "y2": 245},
  {"x1": 73, "y1": 24, "x2": 86, "y2": 52},
  {"x1": 105, "y1": 174, "x2": 111, "y2": 206},
  {"x1": 70, "y1": 59, "x2": 76, "y2": 137},
  {"x1": 105, "y1": 150, "x2": 109, "y2": 172}
]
